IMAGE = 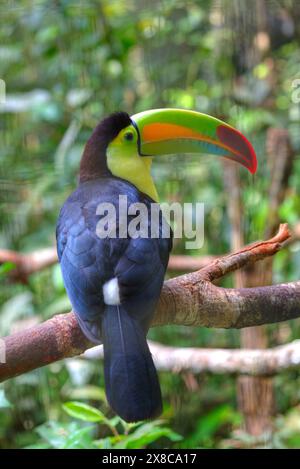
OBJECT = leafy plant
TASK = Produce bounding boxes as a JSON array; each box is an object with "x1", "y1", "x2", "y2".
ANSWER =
[{"x1": 27, "y1": 401, "x2": 182, "y2": 449}]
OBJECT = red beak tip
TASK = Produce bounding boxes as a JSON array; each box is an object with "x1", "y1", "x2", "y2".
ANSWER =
[
  {"x1": 217, "y1": 124, "x2": 257, "y2": 174},
  {"x1": 249, "y1": 159, "x2": 258, "y2": 174}
]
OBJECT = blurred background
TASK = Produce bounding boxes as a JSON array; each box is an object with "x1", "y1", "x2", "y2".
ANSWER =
[{"x1": 0, "y1": 0, "x2": 300, "y2": 449}]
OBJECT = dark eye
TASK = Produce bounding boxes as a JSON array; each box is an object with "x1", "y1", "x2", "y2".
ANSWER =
[{"x1": 124, "y1": 131, "x2": 134, "y2": 141}]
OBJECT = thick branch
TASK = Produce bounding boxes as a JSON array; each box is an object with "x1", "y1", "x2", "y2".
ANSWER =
[{"x1": 1, "y1": 224, "x2": 299, "y2": 383}]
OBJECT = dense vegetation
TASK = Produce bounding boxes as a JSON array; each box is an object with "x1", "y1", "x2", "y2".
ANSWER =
[{"x1": 0, "y1": 0, "x2": 300, "y2": 449}]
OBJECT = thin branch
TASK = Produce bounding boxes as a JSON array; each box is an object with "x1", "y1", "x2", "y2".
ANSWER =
[
  {"x1": 84, "y1": 340, "x2": 300, "y2": 376},
  {"x1": 0, "y1": 225, "x2": 299, "y2": 383},
  {"x1": 196, "y1": 223, "x2": 290, "y2": 282},
  {"x1": 0, "y1": 247, "x2": 57, "y2": 282},
  {"x1": 167, "y1": 254, "x2": 217, "y2": 272},
  {"x1": 1, "y1": 222, "x2": 299, "y2": 281},
  {"x1": 0, "y1": 247, "x2": 215, "y2": 280}
]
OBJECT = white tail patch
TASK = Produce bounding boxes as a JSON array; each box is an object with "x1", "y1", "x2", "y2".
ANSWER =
[{"x1": 103, "y1": 277, "x2": 121, "y2": 305}]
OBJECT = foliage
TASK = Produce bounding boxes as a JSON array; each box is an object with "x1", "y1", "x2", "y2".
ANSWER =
[{"x1": 26, "y1": 401, "x2": 181, "y2": 449}]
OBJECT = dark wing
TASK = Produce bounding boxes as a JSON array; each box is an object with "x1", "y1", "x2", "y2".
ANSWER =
[
  {"x1": 56, "y1": 195, "x2": 115, "y2": 343},
  {"x1": 115, "y1": 231, "x2": 172, "y2": 332},
  {"x1": 56, "y1": 180, "x2": 172, "y2": 343}
]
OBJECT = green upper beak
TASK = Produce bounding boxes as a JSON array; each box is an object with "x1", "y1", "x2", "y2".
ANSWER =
[{"x1": 131, "y1": 108, "x2": 257, "y2": 174}]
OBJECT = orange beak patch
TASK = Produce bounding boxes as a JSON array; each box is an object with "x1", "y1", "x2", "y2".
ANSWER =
[{"x1": 142, "y1": 122, "x2": 257, "y2": 174}]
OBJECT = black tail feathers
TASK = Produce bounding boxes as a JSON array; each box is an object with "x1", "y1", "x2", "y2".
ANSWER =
[{"x1": 102, "y1": 304, "x2": 162, "y2": 423}]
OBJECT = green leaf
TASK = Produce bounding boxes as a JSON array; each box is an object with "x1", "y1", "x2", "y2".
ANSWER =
[
  {"x1": 115, "y1": 421, "x2": 182, "y2": 449},
  {"x1": 0, "y1": 262, "x2": 16, "y2": 277},
  {"x1": 62, "y1": 401, "x2": 106, "y2": 423},
  {"x1": 62, "y1": 425, "x2": 96, "y2": 449}
]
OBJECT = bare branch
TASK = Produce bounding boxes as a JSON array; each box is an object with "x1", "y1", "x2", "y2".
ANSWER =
[
  {"x1": 0, "y1": 225, "x2": 299, "y2": 382},
  {"x1": 193, "y1": 223, "x2": 290, "y2": 282},
  {"x1": 0, "y1": 248, "x2": 215, "y2": 280},
  {"x1": 84, "y1": 340, "x2": 300, "y2": 376},
  {"x1": 1, "y1": 276, "x2": 300, "y2": 383},
  {"x1": 0, "y1": 225, "x2": 299, "y2": 383},
  {"x1": 1, "y1": 222, "x2": 299, "y2": 281},
  {"x1": 167, "y1": 254, "x2": 217, "y2": 272},
  {"x1": 0, "y1": 247, "x2": 57, "y2": 282}
]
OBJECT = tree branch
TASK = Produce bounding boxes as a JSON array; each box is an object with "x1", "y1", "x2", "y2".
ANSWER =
[
  {"x1": 0, "y1": 248, "x2": 216, "y2": 280},
  {"x1": 1, "y1": 224, "x2": 299, "y2": 383},
  {"x1": 0, "y1": 247, "x2": 58, "y2": 282},
  {"x1": 84, "y1": 339, "x2": 300, "y2": 376},
  {"x1": 2, "y1": 221, "x2": 299, "y2": 281},
  {"x1": 198, "y1": 223, "x2": 289, "y2": 282}
]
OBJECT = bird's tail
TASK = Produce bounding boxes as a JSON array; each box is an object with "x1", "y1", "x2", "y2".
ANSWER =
[{"x1": 102, "y1": 304, "x2": 162, "y2": 423}]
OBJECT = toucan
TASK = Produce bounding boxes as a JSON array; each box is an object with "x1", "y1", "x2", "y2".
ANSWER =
[{"x1": 56, "y1": 108, "x2": 257, "y2": 423}]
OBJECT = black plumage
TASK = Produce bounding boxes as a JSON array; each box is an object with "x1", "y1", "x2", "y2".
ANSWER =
[{"x1": 56, "y1": 114, "x2": 172, "y2": 422}]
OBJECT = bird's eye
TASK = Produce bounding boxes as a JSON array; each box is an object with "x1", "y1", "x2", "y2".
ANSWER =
[{"x1": 124, "y1": 131, "x2": 134, "y2": 142}]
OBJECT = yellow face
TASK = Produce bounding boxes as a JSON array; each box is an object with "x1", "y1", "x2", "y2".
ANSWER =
[{"x1": 106, "y1": 124, "x2": 159, "y2": 202}]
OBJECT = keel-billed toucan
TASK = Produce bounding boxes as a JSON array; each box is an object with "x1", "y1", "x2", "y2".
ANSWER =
[{"x1": 56, "y1": 108, "x2": 257, "y2": 422}]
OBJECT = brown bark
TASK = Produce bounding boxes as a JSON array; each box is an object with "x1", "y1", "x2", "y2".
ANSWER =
[
  {"x1": 1, "y1": 220, "x2": 300, "y2": 282},
  {"x1": 167, "y1": 254, "x2": 217, "y2": 272},
  {"x1": 1, "y1": 277, "x2": 299, "y2": 382},
  {"x1": 1, "y1": 224, "x2": 300, "y2": 383}
]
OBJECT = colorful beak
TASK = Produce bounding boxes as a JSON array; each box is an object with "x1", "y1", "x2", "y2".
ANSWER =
[{"x1": 131, "y1": 108, "x2": 257, "y2": 174}]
